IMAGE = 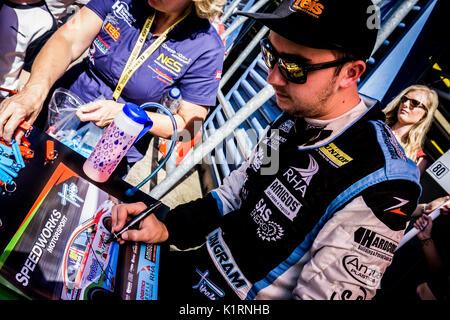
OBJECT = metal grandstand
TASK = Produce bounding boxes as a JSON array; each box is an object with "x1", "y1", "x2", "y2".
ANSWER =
[{"x1": 149, "y1": 0, "x2": 449, "y2": 201}]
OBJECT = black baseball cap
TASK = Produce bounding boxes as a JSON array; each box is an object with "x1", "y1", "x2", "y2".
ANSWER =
[{"x1": 238, "y1": 0, "x2": 379, "y2": 61}]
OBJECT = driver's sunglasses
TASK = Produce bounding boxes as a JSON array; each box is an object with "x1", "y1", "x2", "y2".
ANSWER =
[
  {"x1": 400, "y1": 95, "x2": 428, "y2": 110},
  {"x1": 260, "y1": 38, "x2": 352, "y2": 84}
]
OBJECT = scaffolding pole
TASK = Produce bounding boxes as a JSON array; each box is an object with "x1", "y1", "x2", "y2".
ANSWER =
[
  {"x1": 220, "y1": 26, "x2": 269, "y2": 89},
  {"x1": 220, "y1": 0, "x2": 243, "y2": 23},
  {"x1": 372, "y1": 0, "x2": 420, "y2": 55},
  {"x1": 149, "y1": 85, "x2": 275, "y2": 200},
  {"x1": 221, "y1": 0, "x2": 269, "y2": 41}
]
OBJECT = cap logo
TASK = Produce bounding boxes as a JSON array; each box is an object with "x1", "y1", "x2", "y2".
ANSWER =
[{"x1": 291, "y1": 0, "x2": 324, "y2": 19}]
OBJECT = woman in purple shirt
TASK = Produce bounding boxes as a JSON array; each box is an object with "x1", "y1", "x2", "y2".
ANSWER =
[{"x1": 0, "y1": 0, "x2": 226, "y2": 146}]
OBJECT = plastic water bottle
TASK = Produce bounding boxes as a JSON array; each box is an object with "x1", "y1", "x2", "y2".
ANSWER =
[
  {"x1": 160, "y1": 87, "x2": 182, "y2": 114},
  {"x1": 83, "y1": 103, "x2": 152, "y2": 182}
]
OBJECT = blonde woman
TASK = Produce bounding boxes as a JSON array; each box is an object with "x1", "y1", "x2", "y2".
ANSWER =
[
  {"x1": 384, "y1": 84, "x2": 439, "y2": 174},
  {"x1": 0, "y1": 0, "x2": 226, "y2": 152},
  {"x1": 385, "y1": 85, "x2": 448, "y2": 241}
]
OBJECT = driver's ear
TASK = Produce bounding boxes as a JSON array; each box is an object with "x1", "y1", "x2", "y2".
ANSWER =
[{"x1": 338, "y1": 60, "x2": 366, "y2": 88}]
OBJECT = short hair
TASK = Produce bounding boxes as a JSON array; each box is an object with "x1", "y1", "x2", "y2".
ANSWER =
[
  {"x1": 331, "y1": 49, "x2": 362, "y2": 76},
  {"x1": 193, "y1": 0, "x2": 227, "y2": 21},
  {"x1": 383, "y1": 84, "x2": 440, "y2": 161}
]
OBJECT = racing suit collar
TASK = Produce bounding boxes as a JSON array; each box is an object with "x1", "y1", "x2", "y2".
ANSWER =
[{"x1": 296, "y1": 95, "x2": 382, "y2": 150}]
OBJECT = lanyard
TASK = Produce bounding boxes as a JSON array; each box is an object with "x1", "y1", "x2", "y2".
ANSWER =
[{"x1": 112, "y1": 7, "x2": 191, "y2": 101}]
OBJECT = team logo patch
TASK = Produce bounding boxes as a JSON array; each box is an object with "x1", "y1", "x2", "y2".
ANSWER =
[
  {"x1": 264, "y1": 179, "x2": 301, "y2": 221},
  {"x1": 156, "y1": 53, "x2": 183, "y2": 74},
  {"x1": 354, "y1": 227, "x2": 398, "y2": 262},
  {"x1": 330, "y1": 286, "x2": 368, "y2": 300},
  {"x1": 380, "y1": 124, "x2": 407, "y2": 161},
  {"x1": 261, "y1": 154, "x2": 318, "y2": 223},
  {"x1": 250, "y1": 149, "x2": 265, "y2": 172},
  {"x1": 278, "y1": 119, "x2": 295, "y2": 133},
  {"x1": 215, "y1": 71, "x2": 222, "y2": 80},
  {"x1": 93, "y1": 36, "x2": 110, "y2": 54},
  {"x1": 288, "y1": 154, "x2": 319, "y2": 188},
  {"x1": 162, "y1": 43, "x2": 192, "y2": 64},
  {"x1": 192, "y1": 269, "x2": 225, "y2": 300},
  {"x1": 318, "y1": 143, "x2": 353, "y2": 167},
  {"x1": 262, "y1": 130, "x2": 287, "y2": 150},
  {"x1": 291, "y1": 0, "x2": 324, "y2": 19},
  {"x1": 207, "y1": 230, "x2": 251, "y2": 293},
  {"x1": 342, "y1": 255, "x2": 383, "y2": 287},
  {"x1": 104, "y1": 22, "x2": 121, "y2": 41},
  {"x1": 250, "y1": 198, "x2": 285, "y2": 241},
  {"x1": 384, "y1": 197, "x2": 409, "y2": 216},
  {"x1": 148, "y1": 65, "x2": 174, "y2": 85},
  {"x1": 112, "y1": 0, "x2": 136, "y2": 27}
]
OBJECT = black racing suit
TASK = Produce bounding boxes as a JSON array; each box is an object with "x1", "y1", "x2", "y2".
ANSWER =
[{"x1": 158, "y1": 96, "x2": 422, "y2": 300}]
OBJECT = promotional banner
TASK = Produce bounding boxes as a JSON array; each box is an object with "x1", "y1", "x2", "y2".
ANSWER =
[{"x1": 0, "y1": 162, "x2": 159, "y2": 300}]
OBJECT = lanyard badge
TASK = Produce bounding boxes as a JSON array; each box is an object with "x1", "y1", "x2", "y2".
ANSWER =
[{"x1": 112, "y1": 7, "x2": 191, "y2": 101}]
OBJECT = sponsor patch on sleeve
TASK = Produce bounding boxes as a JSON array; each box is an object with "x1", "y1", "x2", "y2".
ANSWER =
[
  {"x1": 361, "y1": 180, "x2": 420, "y2": 231},
  {"x1": 353, "y1": 227, "x2": 398, "y2": 262}
]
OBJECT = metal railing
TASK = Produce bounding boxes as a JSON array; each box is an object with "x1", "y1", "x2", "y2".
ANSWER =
[{"x1": 147, "y1": 0, "x2": 437, "y2": 199}]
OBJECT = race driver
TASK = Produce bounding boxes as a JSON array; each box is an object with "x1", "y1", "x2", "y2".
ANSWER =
[{"x1": 110, "y1": 0, "x2": 422, "y2": 300}]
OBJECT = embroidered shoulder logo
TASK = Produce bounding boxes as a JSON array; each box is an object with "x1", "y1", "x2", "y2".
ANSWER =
[
  {"x1": 104, "y1": 22, "x2": 121, "y2": 42},
  {"x1": 291, "y1": 0, "x2": 324, "y2": 19},
  {"x1": 384, "y1": 197, "x2": 409, "y2": 216}
]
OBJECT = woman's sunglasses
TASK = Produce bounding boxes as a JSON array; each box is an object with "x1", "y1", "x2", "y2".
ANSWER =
[
  {"x1": 400, "y1": 96, "x2": 427, "y2": 110},
  {"x1": 260, "y1": 38, "x2": 351, "y2": 84}
]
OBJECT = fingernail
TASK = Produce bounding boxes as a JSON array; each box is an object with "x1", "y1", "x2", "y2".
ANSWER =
[{"x1": 122, "y1": 232, "x2": 128, "y2": 240}]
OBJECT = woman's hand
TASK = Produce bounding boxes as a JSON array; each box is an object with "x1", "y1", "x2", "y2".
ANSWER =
[
  {"x1": 147, "y1": 100, "x2": 208, "y2": 139},
  {"x1": 110, "y1": 202, "x2": 169, "y2": 245},
  {"x1": 76, "y1": 99, "x2": 124, "y2": 128}
]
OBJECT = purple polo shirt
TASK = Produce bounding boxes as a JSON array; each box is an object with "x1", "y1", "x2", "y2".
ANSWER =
[{"x1": 61, "y1": 0, "x2": 224, "y2": 107}]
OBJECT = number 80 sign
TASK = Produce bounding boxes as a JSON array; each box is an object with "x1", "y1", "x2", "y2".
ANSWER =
[{"x1": 427, "y1": 150, "x2": 450, "y2": 193}]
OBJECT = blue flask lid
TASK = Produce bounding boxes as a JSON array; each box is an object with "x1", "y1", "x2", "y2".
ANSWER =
[
  {"x1": 169, "y1": 87, "x2": 181, "y2": 99},
  {"x1": 122, "y1": 102, "x2": 150, "y2": 125}
]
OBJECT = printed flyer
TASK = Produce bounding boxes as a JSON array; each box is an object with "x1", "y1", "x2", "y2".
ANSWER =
[{"x1": 0, "y1": 162, "x2": 160, "y2": 300}]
